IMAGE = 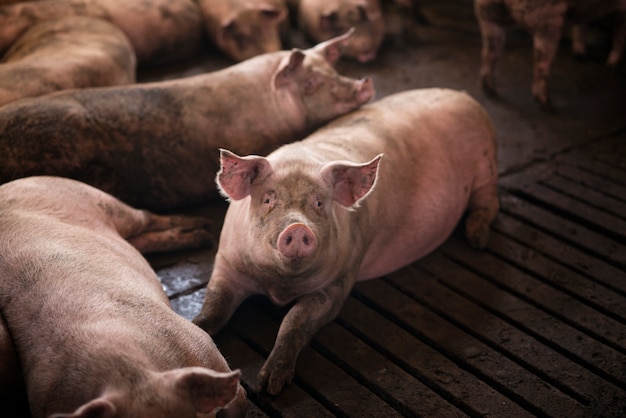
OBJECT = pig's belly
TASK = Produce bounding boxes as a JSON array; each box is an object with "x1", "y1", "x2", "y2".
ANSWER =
[{"x1": 356, "y1": 204, "x2": 466, "y2": 281}]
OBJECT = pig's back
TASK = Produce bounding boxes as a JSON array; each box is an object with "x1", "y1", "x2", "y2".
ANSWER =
[{"x1": 307, "y1": 88, "x2": 497, "y2": 280}]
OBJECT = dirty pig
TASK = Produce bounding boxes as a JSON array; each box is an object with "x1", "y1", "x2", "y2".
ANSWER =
[
  {"x1": 0, "y1": 16, "x2": 136, "y2": 107},
  {"x1": 193, "y1": 88, "x2": 500, "y2": 395},
  {"x1": 296, "y1": 0, "x2": 385, "y2": 62},
  {"x1": 0, "y1": 176, "x2": 247, "y2": 417},
  {"x1": 475, "y1": 0, "x2": 626, "y2": 107},
  {"x1": 197, "y1": 0, "x2": 289, "y2": 61},
  {"x1": 0, "y1": 31, "x2": 374, "y2": 211},
  {"x1": 0, "y1": 0, "x2": 203, "y2": 63}
]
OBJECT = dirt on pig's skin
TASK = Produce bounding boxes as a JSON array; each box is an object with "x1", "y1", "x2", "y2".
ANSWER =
[{"x1": 0, "y1": 32, "x2": 375, "y2": 211}]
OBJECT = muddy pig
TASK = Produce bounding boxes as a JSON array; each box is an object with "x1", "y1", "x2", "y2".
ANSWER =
[
  {"x1": 197, "y1": 0, "x2": 289, "y2": 61},
  {"x1": 297, "y1": 0, "x2": 385, "y2": 62},
  {"x1": 0, "y1": 16, "x2": 136, "y2": 107},
  {"x1": 0, "y1": 0, "x2": 204, "y2": 63},
  {"x1": 0, "y1": 31, "x2": 374, "y2": 211},
  {"x1": 193, "y1": 88, "x2": 499, "y2": 395},
  {"x1": 475, "y1": 0, "x2": 626, "y2": 107},
  {"x1": 0, "y1": 176, "x2": 247, "y2": 417}
]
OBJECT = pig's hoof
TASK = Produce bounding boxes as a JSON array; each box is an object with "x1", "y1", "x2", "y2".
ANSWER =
[
  {"x1": 257, "y1": 365, "x2": 294, "y2": 396},
  {"x1": 480, "y1": 75, "x2": 498, "y2": 97},
  {"x1": 465, "y1": 218, "x2": 490, "y2": 250}
]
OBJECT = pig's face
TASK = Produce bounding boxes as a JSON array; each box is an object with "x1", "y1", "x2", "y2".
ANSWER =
[
  {"x1": 272, "y1": 31, "x2": 375, "y2": 131},
  {"x1": 218, "y1": 6, "x2": 287, "y2": 61},
  {"x1": 50, "y1": 368, "x2": 241, "y2": 418},
  {"x1": 217, "y1": 149, "x2": 382, "y2": 304},
  {"x1": 305, "y1": 1, "x2": 385, "y2": 62}
]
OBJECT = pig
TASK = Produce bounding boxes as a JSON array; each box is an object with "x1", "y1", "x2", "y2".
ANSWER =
[
  {"x1": 0, "y1": 31, "x2": 374, "y2": 211},
  {"x1": 0, "y1": 176, "x2": 247, "y2": 418},
  {"x1": 474, "y1": 0, "x2": 626, "y2": 107},
  {"x1": 297, "y1": 0, "x2": 385, "y2": 62},
  {"x1": 193, "y1": 88, "x2": 499, "y2": 395},
  {"x1": 0, "y1": 0, "x2": 204, "y2": 63},
  {"x1": 196, "y1": 0, "x2": 289, "y2": 61},
  {"x1": 0, "y1": 16, "x2": 136, "y2": 107}
]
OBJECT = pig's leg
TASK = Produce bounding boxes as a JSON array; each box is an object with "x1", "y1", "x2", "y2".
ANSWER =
[
  {"x1": 571, "y1": 24, "x2": 587, "y2": 57},
  {"x1": 257, "y1": 276, "x2": 353, "y2": 395},
  {"x1": 465, "y1": 183, "x2": 499, "y2": 250},
  {"x1": 477, "y1": 20, "x2": 507, "y2": 96},
  {"x1": 193, "y1": 274, "x2": 251, "y2": 336},
  {"x1": 125, "y1": 212, "x2": 213, "y2": 254},
  {"x1": 607, "y1": 13, "x2": 626, "y2": 67},
  {"x1": 530, "y1": 22, "x2": 562, "y2": 107}
]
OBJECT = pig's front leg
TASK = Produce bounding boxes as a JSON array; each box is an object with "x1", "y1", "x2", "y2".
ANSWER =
[
  {"x1": 607, "y1": 13, "x2": 626, "y2": 67},
  {"x1": 193, "y1": 274, "x2": 251, "y2": 336},
  {"x1": 530, "y1": 20, "x2": 563, "y2": 108},
  {"x1": 257, "y1": 275, "x2": 353, "y2": 395}
]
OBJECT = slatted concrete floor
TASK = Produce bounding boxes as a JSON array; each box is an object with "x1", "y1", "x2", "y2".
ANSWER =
[{"x1": 150, "y1": 132, "x2": 626, "y2": 417}]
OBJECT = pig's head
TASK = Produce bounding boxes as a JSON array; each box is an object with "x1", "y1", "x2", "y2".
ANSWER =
[
  {"x1": 215, "y1": 2, "x2": 288, "y2": 61},
  {"x1": 217, "y1": 149, "x2": 382, "y2": 302},
  {"x1": 302, "y1": 0, "x2": 385, "y2": 62},
  {"x1": 272, "y1": 30, "x2": 375, "y2": 132},
  {"x1": 49, "y1": 368, "x2": 242, "y2": 418}
]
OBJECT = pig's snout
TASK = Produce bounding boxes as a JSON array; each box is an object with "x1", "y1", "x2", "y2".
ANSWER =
[{"x1": 277, "y1": 223, "x2": 317, "y2": 259}]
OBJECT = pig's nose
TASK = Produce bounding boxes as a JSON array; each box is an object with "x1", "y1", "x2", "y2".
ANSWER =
[{"x1": 277, "y1": 223, "x2": 317, "y2": 258}]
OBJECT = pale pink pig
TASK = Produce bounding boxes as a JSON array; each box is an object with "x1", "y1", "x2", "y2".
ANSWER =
[
  {"x1": 0, "y1": 176, "x2": 246, "y2": 417},
  {"x1": 297, "y1": 0, "x2": 385, "y2": 62},
  {"x1": 197, "y1": 0, "x2": 289, "y2": 61},
  {"x1": 0, "y1": 16, "x2": 136, "y2": 107},
  {"x1": 0, "y1": 0, "x2": 204, "y2": 63},
  {"x1": 0, "y1": 32, "x2": 374, "y2": 211},
  {"x1": 193, "y1": 88, "x2": 499, "y2": 395},
  {"x1": 475, "y1": 0, "x2": 626, "y2": 107}
]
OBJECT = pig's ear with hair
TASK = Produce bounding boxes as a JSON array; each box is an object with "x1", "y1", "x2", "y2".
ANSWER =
[
  {"x1": 169, "y1": 367, "x2": 241, "y2": 414},
  {"x1": 217, "y1": 149, "x2": 273, "y2": 200},
  {"x1": 312, "y1": 27, "x2": 354, "y2": 64},
  {"x1": 49, "y1": 397, "x2": 116, "y2": 418},
  {"x1": 273, "y1": 49, "x2": 306, "y2": 88},
  {"x1": 321, "y1": 154, "x2": 383, "y2": 209}
]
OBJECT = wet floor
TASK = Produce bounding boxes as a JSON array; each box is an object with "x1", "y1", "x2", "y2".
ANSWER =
[{"x1": 142, "y1": 0, "x2": 626, "y2": 416}]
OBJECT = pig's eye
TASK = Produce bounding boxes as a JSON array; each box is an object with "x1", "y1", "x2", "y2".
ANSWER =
[
  {"x1": 262, "y1": 190, "x2": 276, "y2": 207},
  {"x1": 315, "y1": 199, "x2": 324, "y2": 210},
  {"x1": 304, "y1": 76, "x2": 321, "y2": 93}
]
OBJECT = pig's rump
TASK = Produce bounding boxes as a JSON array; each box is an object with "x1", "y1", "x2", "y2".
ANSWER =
[
  {"x1": 287, "y1": 88, "x2": 498, "y2": 280},
  {"x1": 0, "y1": 16, "x2": 136, "y2": 107}
]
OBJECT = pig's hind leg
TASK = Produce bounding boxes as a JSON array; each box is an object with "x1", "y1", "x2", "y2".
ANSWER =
[
  {"x1": 125, "y1": 212, "x2": 214, "y2": 254},
  {"x1": 465, "y1": 182, "x2": 499, "y2": 250}
]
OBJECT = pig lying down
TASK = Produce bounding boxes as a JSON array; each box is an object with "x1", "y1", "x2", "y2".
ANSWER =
[
  {"x1": 0, "y1": 32, "x2": 374, "y2": 211},
  {"x1": 0, "y1": 176, "x2": 246, "y2": 417},
  {"x1": 295, "y1": 0, "x2": 386, "y2": 62},
  {"x1": 0, "y1": 16, "x2": 136, "y2": 107},
  {"x1": 197, "y1": 0, "x2": 289, "y2": 61},
  {"x1": 0, "y1": 0, "x2": 204, "y2": 63},
  {"x1": 475, "y1": 0, "x2": 626, "y2": 107},
  {"x1": 193, "y1": 88, "x2": 500, "y2": 395}
]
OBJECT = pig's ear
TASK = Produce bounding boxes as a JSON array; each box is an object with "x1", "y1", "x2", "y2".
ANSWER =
[
  {"x1": 170, "y1": 368, "x2": 241, "y2": 414},
  {"x1": 217, "y1": 149, "x2": 273, "y2": 200},
  {"x1": 321, "y1": 154, "x2": 383, "y2": 209},
  {"x1": 273, "y1": 49, "x2": 306, "y2": 88},
  {"x1": 312, "y1": 27, "x2": 355, "y2": 64},
  {"x1": 49, "y1": 397, "x2": 116, "y2": 418}
]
